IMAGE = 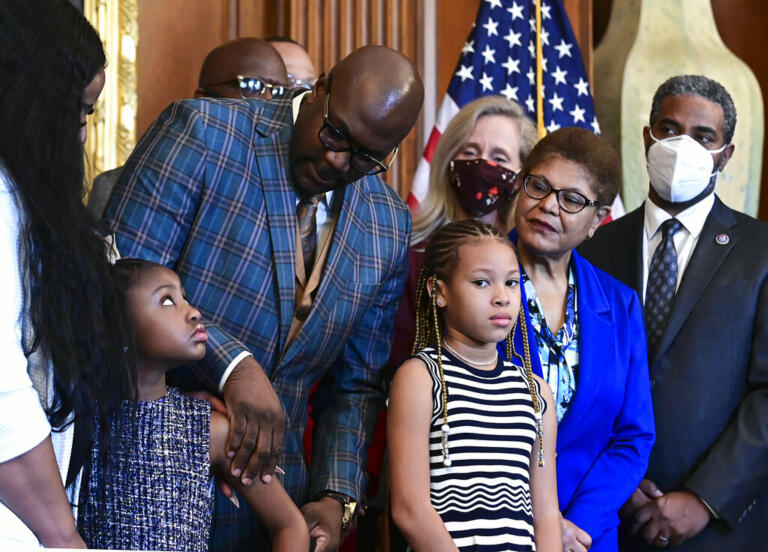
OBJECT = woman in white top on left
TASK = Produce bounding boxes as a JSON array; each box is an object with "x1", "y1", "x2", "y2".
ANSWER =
[{"x1": 0, "y1": 0, "x2": 137, "y2": 546}]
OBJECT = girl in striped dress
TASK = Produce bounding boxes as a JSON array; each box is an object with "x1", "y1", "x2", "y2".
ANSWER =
[{"x1": 389, "y1": 219, "x2": 561, "y2": 552}]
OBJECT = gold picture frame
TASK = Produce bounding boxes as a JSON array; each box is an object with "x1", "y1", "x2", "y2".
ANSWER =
[{"x1": 83, "y1": 0, "x2": 139, "y2": 192}]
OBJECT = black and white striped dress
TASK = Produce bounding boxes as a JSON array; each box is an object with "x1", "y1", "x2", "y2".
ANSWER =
[{"x1": 416, "y1": 346, "x2": 543, "y2": 551}]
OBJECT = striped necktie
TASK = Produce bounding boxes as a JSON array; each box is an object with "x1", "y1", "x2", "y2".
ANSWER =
[{"x1": 297, "y1": 195, "x2": 321, "y2": 277}]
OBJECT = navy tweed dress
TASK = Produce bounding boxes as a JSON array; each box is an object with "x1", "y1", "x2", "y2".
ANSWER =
[{"x1": 79, "y1": 387, "x2": 214, "y2": 551}]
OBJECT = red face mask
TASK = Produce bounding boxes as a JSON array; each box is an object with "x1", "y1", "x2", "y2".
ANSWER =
[{"x1": 449, "y1": 158, "x2": 517, "y2": 217}]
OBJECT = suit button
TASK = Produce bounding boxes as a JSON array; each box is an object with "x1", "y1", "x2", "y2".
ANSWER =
[{"x1": 650, "y1": 379, "x2": 657, "y2": 390}]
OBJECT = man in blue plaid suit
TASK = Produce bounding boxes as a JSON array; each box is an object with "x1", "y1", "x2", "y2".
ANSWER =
[{"x1": 105, "y1": 46, "x2": 424, "y2": 551}]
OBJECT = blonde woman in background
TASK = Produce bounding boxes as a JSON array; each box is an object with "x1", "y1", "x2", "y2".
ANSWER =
[{"x1": 411, "y1": 95, "x2": 538, "y2": 245}]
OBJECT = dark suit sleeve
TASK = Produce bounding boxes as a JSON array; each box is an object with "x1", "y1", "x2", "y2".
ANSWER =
[
  {"x1": 309, "y1": 205, "x2": 412, "y2": 500},
  {"x1": 565, "y1": 290, "x2": 656, "y2": 540},
  {"x1": 105, "y1": 100, "x2": 251, "y2": 391},
  {"x1": 685, "y1": 272, "x2": 768, "y2": 528}
]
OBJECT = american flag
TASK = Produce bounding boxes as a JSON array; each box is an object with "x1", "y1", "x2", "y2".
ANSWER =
[{"x1": 410, "y1": 0, "x2": 624, "y2": 219}]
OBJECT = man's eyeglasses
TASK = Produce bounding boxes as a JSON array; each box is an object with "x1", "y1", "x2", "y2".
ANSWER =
[
  {"x1": 203, "y1": 75, "x2": 287, "y2": 100},
  {"x1": 287, "y1": 73, "x2": 315, "y2": 91},
  {"x1": 317, "y1": 93, "x2": 398, "y2": 176},
  {"x1": 522, "y1": 174, "x2": 600, "y2": 214},
  {"x1": 235, "y1": 75, "x2": 287, "y2": 99}
]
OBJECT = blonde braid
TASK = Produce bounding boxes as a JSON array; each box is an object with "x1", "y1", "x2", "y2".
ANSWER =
[
  {"x1": 411, "y1": 267, "x2": 428, "y2": 355},
  {"x1": 504, "y1": 304, "x2": 545, "y2": 466},
  {"x1": 430, "y1": 278, "x2": 451, "y2": 466},
  {"x1": 517, "y1": 306, "x2": 545, "y2": 467}
]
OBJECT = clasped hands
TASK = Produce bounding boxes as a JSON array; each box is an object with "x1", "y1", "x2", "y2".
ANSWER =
[{"x1": 620, "y1": 479, "x2": 711, "y2": 548}]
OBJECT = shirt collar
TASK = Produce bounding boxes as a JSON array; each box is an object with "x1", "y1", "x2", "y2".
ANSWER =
[
  {"x1": 291, "y1": 90, "x2": 311, "y2": 123},
  {"x1": 291, "y1": 90, "x2": 333, "y2": 206},
  {"x1": 644, "y1": 192, "x2": 715, "y2": 241}
]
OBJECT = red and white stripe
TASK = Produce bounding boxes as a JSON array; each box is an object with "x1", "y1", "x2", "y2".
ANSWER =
[{"x1": 407, "y1": 95, "x2": 461, "y2": 209}]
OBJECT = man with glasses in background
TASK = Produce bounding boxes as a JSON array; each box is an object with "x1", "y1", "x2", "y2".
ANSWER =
[
  {"x1": 88, "y1": 38, "x2": 290, "y2": 218},
  {"x1": 105, "y1": 45, "x2": 423, "y2": 552},
  {"x1": 195, "y1": 37, "x2": 289, "y2": 100},
  {"x1": 267, "y1": 36, "x2": 318, "y2": 91}
]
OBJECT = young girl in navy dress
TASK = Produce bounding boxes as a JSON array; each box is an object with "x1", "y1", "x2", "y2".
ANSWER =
[
  {"x1": 78, "y1": 258, "x2": 309, "y2": 551},
  {"x1": 389, "y1": 220, "x2": 561, "y2": 552}
]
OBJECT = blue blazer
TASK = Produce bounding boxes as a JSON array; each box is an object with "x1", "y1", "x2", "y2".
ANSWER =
[{"x1": 504, "y1": 237, "x2": 655, "y2": 551}]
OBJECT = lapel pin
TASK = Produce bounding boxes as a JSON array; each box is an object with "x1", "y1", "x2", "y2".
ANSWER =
[{"x1": 715, "y1": 233, "x2": 729, "y2": 245}]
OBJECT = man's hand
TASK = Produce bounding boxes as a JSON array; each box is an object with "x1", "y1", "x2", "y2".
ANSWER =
[
  {"x1": 562, "y1": 516, "x2": 592, "y2": 552},
  {"x1": 221, "y1": 356, "x2": 286, "y2": 485},
  {"x1": 621, "y1": 478, "x2": 664, "y2": 532},
  {"x1": 634, "y1": 490, "x2": 711, "y2": 547},
  {"x1": 301, "y1": 497, "x2": 343, "y2": 552}
]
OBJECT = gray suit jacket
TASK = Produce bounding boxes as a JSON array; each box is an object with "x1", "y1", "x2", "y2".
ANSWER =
[{"x1": 578, "y1": 196, "x2": 768, "y2": 552}]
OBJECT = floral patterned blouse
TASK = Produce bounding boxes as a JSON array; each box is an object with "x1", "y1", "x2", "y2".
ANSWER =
[{"x1": 522, "y1": 265, "x2": 579, "y2": 423}]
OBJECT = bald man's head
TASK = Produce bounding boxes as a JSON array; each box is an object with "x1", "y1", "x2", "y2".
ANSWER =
[
  {"x1": 290, "y1": 45, "x2": 424, "y2": 197},
  {"x1": 267, "y1": 38, "x2": 317, "y2": 89},
  {"x1": 196, "y1": 38, "x2": 288, "y2": 99}
]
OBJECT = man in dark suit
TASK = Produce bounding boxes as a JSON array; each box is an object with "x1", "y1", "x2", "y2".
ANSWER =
[
  {"x1": 579, "y1": 75, "x2": 768, "y2": 551},
  {"x1": 106, "y1": 45, "x2": 423, "y2": 551}
]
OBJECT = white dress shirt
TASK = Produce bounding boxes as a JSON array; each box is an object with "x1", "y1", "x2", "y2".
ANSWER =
[{"x1": 642, "y1": 193, "x2": 715, "y2": 301}]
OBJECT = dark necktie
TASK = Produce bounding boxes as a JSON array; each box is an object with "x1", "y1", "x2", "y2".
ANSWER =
[
  {"x1": 297, "y1": 195, "x2": 321, "y2": 278},
  {"x1": 645, "y1": 218, "x2": 683, "y2": 359}
]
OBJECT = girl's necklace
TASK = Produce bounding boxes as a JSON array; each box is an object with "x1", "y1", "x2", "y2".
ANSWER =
[{"x1": 442, "y1": 340, "x2": 498, "y2": 367}]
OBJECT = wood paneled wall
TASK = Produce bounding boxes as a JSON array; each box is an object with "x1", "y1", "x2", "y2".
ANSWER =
[
  {"x1": 710, "y1": 0, "x2": 768, "y2": 220},
  {"x1": 284, "y1": 0, "x2": 425, "y2": 195}
]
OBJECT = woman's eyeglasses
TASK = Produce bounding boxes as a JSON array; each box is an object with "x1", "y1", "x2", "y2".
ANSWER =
[{"x1": 522, "y1": 174, "x2": 599, "y2": 214}]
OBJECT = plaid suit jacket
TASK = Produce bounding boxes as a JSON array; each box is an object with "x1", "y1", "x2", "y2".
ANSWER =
[{"x1": 105, "y1": 96, "x2": 411, "y2": 504}]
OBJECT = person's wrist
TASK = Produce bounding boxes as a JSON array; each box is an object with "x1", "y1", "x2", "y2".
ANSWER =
[
  {"x1": 315, "y1": 490, "x2": 358, "y2": 530},
  {"x1": 42, "y1": 526, "x2": 85, "y2": 549},
  {"x1": 316, "y1": 495, "x2": 343, "y2": 517},
  {"x1": 684, "y1": 489, "x2": 719, "y2": 520}
]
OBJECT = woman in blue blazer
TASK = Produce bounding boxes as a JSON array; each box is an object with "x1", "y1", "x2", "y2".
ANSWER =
[{"x1": 503, "y1": 128, "x2": 655, "y2": 552}]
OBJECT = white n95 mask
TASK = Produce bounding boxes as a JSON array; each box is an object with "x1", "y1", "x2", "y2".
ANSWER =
[{"x1": 646, "y1": 130, "x2": 726, "y2": 203}]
